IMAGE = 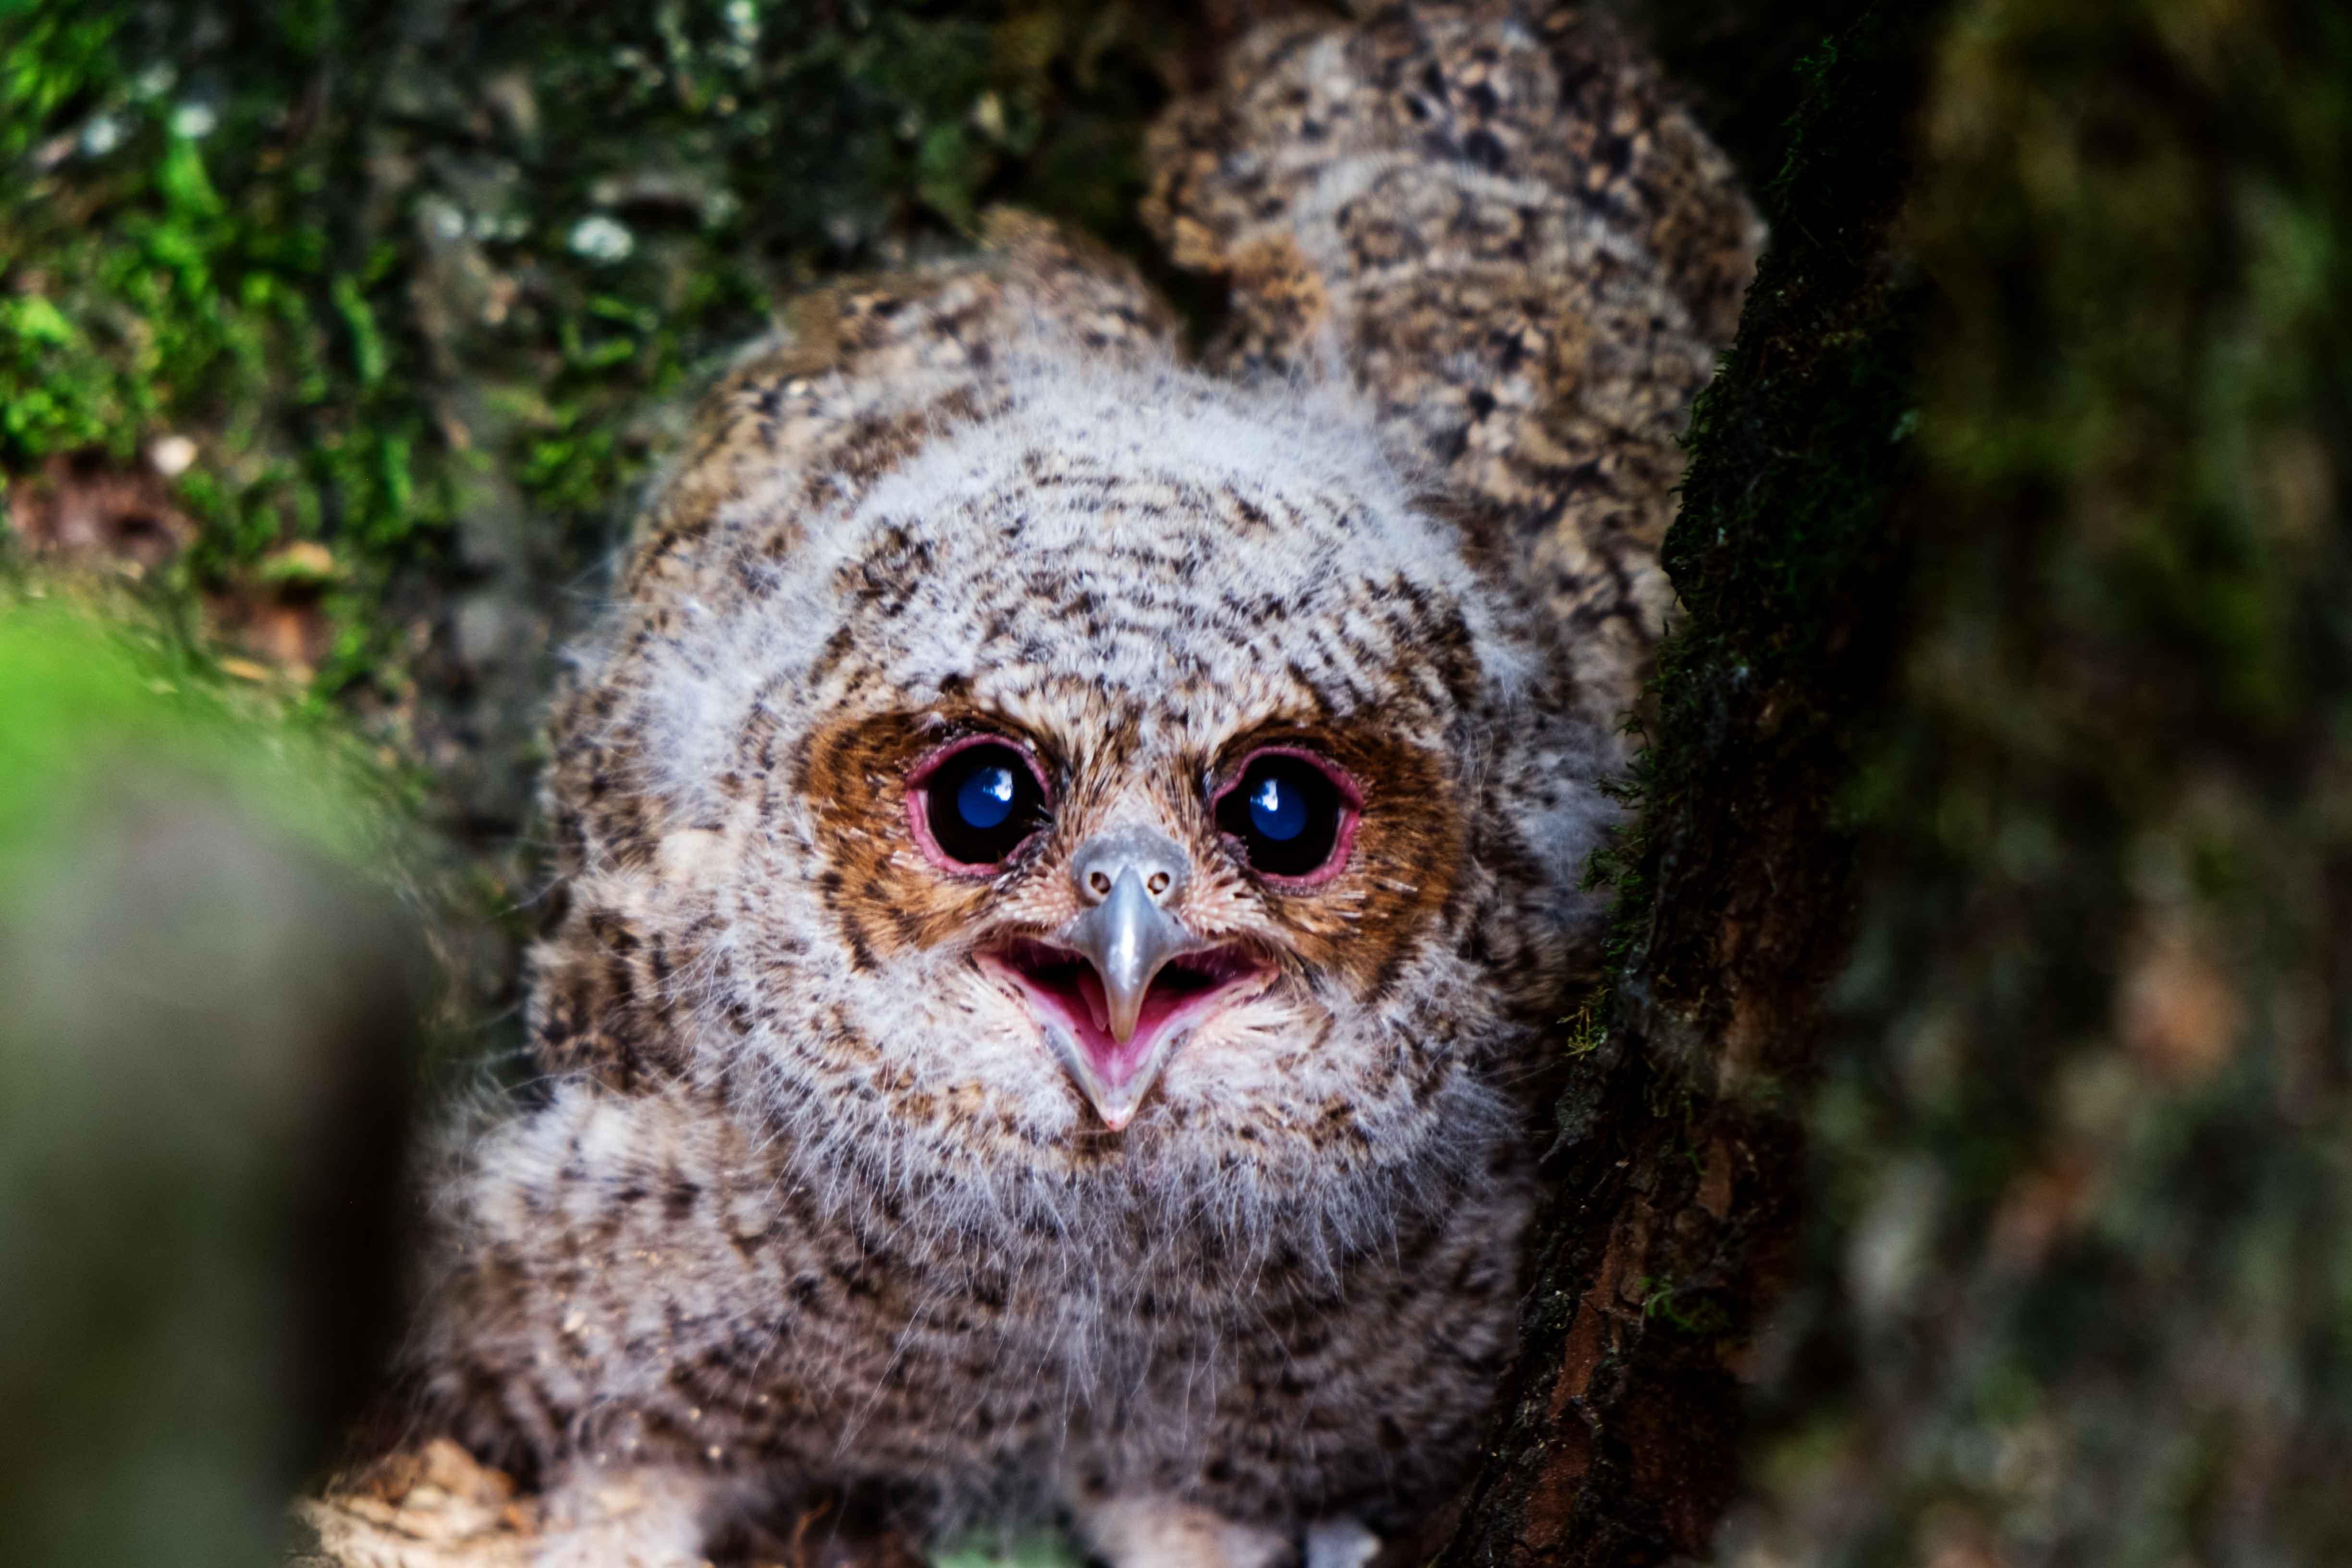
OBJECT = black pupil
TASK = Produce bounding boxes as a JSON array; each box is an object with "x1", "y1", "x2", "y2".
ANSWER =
[
  {"x1": 926, "y1": 744, "x2": 1045, "y2": 866},
  {"x1": 1216, "y1": 755, "x2": 1344, "y2": 879}
]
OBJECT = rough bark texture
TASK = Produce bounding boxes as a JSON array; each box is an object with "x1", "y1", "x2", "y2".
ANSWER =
[
  {"x1": 1434, "y1": 1, "x2": 2352, "y2": 1565},
  {"x1": 1423, "y1": 10, "x2": 1936, "y2": 1565}
]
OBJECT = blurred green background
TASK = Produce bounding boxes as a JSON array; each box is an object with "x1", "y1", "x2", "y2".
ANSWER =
[{"x1": 0, "y1": 596, "x2": 420, "y2": 1566}]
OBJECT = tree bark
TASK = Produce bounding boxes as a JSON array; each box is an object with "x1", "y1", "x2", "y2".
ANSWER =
[
  {"x1": 1434, "y1": 2, "x2": 2352, "y2": 1564},
  {"x1": 1424, "y1": 10, "x2": 1938, "y2": 1564}
]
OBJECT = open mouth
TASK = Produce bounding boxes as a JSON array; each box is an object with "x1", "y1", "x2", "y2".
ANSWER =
[{"x1": 981, "y1": 938, "x2": 1271, "y2": 1119}]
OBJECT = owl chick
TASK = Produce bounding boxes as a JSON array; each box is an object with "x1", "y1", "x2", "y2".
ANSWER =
[{"x1": 384, "y1": 5, "x2": 1757, "y2": 1565}]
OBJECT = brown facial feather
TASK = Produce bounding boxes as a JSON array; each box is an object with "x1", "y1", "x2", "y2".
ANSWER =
[
  {"x1": 793, "y1": 705, "x2": 1061, "y2": 964},
  {"x1": 1204, "y1": 717, "x2": 1467, "y2": 1003}
]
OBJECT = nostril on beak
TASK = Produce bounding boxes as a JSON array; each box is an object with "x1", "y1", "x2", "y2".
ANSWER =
[{"x1": 1070, "y1": 825, "x2": 1189, "y2": 908}]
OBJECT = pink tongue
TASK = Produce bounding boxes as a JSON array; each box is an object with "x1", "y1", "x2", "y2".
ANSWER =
[
  {"x1": 1077, "y1": 969, "x2": 1111, "y2": 1035},
  {"x1": 1064, "y1": 968, "x2": 1162, "y2": 1087}
]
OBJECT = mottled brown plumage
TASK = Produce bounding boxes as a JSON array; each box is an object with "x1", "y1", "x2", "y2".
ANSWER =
[
  {"x1": 368, "y1": 7, "x2": 1757, "y2": 1565},
  {"x1": 1149, "y1": 1, "x2": 1762, "y2": 729}
]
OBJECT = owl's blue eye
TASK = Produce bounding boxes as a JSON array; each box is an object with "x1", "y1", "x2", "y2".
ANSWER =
[
  {"x1": 1246, "y1": 774, "x2": 1309, "y2": 842},
  {"x1": 1216, "y1": 751, "x2": 1350, "y2": 881},
  {"x1": 921, "y1": 741, "x2": 1047, "y2": 868},
  {"x1": 957, "y1": 764, "x2": 1019, "y2": 830}
]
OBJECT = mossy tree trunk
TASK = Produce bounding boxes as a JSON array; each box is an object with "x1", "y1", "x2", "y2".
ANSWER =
[
  {"x1": 1423, "y1": 9, "x2": 1935, "y2": 1563},
  {"x1": 1433, "y1": 2, "x2": 2352, "y2": 1564}
]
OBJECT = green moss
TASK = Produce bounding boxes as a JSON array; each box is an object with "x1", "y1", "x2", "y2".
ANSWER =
[
  {"x1": 0, "y1": 0, "x2": 1192, "y2": 699},
  {"x1": 1, "y1": 4, "x2": 444, "y2": 687}
]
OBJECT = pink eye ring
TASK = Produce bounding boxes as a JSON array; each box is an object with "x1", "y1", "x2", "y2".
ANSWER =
[
  {"x1": 1210, "y1": 747, "x2": 1360, "y2": 886},
  {"x1": 906, "y1": 735, "x2": 1053, "y2": 873}
]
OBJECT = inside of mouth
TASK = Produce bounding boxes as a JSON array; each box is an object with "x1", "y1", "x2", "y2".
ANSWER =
[{"x1": 995, "y1": 938, "x2": 1264, "y2": 1087}]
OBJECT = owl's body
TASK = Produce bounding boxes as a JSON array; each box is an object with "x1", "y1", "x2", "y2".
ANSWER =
[{"x1": 394, "y1": 6, "x2": 1756, "y2": 1563}]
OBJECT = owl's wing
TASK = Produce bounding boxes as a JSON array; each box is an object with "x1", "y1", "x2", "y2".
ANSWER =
[{"x1": 1145, "y1": 1, "x2": 1763, "y2": 728}]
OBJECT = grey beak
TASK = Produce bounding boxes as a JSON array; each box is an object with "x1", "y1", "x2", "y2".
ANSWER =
[
  {"x1": 1061, "y1": 865, "x2": 1200, "y2": 1043},
  {"x1": 1060, "y1": 827, "x2": 1203, "y2": 1041}
]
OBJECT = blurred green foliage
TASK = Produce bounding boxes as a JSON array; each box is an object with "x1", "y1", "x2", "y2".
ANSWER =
[
  {"x1": 0, "y1": 590, "x2": 420, "y2": 1568},
  {"x1": 0, "y1": 589, "x2": 387, "y2": 850}
]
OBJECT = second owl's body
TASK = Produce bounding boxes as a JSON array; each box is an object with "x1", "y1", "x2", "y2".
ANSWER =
[{"x1": 395, "y1": 7, "x2": 1759, "y2": 1563}]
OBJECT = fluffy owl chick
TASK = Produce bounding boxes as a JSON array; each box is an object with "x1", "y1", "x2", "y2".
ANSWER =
[{"x1": 390, "y1": 5, "x2": 1756, "y2": 1565}]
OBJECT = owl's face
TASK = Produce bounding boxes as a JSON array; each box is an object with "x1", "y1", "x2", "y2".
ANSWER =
[
  {"x1": 890, "y1": 724, "x2": 1373, "y2": 1129},
  {"x1": 597, "y1": 367, "x2": 1610, "y2": 1212},
  {"x1": 796, "y1": 653, "x2": 1470, "y2": 1140}
]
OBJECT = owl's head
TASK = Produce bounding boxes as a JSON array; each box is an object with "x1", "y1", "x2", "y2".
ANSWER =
[{"x1": 546, "y1": 337, "x2": 1615, "y2": 1227}]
